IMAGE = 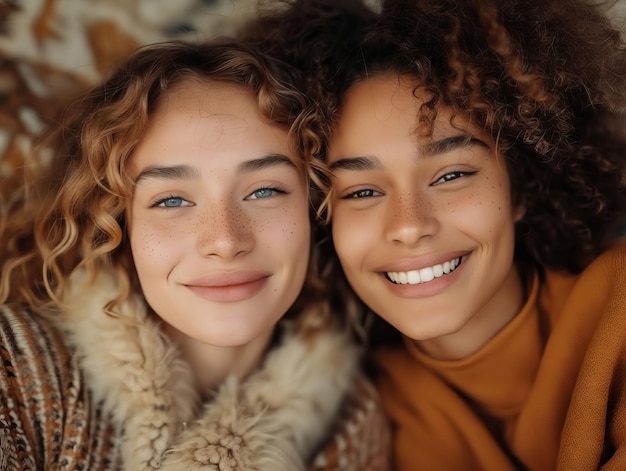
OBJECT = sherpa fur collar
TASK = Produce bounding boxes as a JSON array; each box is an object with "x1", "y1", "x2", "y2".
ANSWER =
[{"x1": 56, "y1": 269, "x2": 358, "y2": 470}]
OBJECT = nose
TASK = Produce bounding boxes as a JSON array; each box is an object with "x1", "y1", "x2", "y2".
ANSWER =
[
  {"x1": 196, "y1": 199, "x2": 254, "y2": 260},
  {"x1": 384, "y1": 192, "x2": 439, "y2": 246}
]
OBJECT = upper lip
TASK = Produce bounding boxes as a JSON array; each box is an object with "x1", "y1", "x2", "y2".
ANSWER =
[
  {"x1": 376, "y1": 251, "x2": 470, "y2": 273},
  {"x1": 184, "y1": 271, "x2": 270, "y2": 287}
]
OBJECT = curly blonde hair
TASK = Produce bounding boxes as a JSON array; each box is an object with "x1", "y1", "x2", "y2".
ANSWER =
[{"x1": 0, "y1": 39, "x2": 342, "y2": 334}]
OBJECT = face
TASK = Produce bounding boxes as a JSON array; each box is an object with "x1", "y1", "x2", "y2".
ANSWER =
[
  {"x1": 127, "y1": 80, "x2": 310, "y2": 350},
  {"x1": 328, "y1": 75, "x2": 525, "y2": 359}
]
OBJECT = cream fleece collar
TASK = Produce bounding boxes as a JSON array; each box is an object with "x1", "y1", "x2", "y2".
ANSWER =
[{"x1": 57, "y1": 269, "x2": 358, "y2": 470}]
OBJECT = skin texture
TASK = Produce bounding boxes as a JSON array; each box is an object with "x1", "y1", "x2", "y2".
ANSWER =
[
  {"x1": 127, "y1": 80, "x2": 311, "y2": 391},
  {"x1": 329, "y1": 74, "x2": 525, "y2": 360}
]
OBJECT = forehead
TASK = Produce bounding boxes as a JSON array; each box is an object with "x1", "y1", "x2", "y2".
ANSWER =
[
  {"x1": 154, "y1": 79, "x2": 262, "y2": 126},
  {"x1": 329, "y1": 75, "x2": 421, "y2": 161},
  {"x1": 330, "y1": 74, "x2": 491, "y2": 159},
  {"x1": 129, "y1": 79, "x2": 303, "y2": 173},
  {"x1": 340, "y1": 74, "x2": 421, "y2": 122}
]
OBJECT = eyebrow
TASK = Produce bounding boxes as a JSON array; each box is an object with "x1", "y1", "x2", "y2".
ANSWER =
[
  {"x1": 422, "y1": 135, "x2": 489, "y2": 155},
  {"x1": 329, "y1": 155, "x2": 382, "y2": 172},
  {"x1": 237, "y1": 153, "x2": 297, "y2": 172},
  {"x1": 134, "y1": 153, "x2": 296, "y2": 184},
  {"x1": 134, "y1": 164, "x2": 200, "y2": 184},
  {"x1": 329, "y1": 134, "x2": 489, "y2": 172}
]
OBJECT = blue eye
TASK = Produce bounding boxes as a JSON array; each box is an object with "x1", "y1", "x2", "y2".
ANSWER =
[
  {"x1": 342, "y1": 189, "x2": 382, "y2": 199},
  {"x1": 247, "y1": 187, "x2": 285, "y2": 200},
  {"x1": 154, "y1": 196, "x2": 192, "y2": 208},
  {"x1": 252, "y1": 189, "x2": 274, "y2": 199}
]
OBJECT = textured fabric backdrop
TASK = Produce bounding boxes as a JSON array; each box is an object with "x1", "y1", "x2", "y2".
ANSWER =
[
  {"x1": 0, "y1": 0, "x2": 263, "y2": 187},
  {"x1": 0, "y1": 0, "x2": 624, "y2": 189}
]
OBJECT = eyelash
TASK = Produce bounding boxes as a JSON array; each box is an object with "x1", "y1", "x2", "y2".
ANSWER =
[
  {"x1": 150, "y1": 195, "x2": 192, "y2": 208},
  {"x1": 245, "y1": 186, "x2": 288, "y2": 200},
  {"x1": 342, "y1": 189, "x2": 382, "y2": 199},
  {"x1": 340, "y1": 170, "x2": 478, "y2": 199},
  {"x1": 431, "y1": 170, "x2": 477, "y2": 185},
  {"x1": 149, "y1": 186, "x2": 288, "y2": 208}
]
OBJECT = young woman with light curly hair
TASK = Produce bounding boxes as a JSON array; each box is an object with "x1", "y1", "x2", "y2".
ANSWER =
[{"x1": 0, "y1": 37, "x2": 391, "y2": 470}]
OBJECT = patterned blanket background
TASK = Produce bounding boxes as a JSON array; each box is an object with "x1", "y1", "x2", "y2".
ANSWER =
[
  {"x1": 0, "y1": 0, "x2": 269, "y2": 189},
  {"x1": 0, "y1": 0, "x2": 624, "y2": 193}
]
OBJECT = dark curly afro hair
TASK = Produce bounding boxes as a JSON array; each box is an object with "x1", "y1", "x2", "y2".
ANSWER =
[{"x1": 246, "y1": 0, "x2": 626, "y2": 274}]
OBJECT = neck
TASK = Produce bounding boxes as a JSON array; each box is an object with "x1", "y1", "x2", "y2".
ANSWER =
[
  {"x1": 417, "y1": 264, "x2": 526, "y2": 361},
  {"x1": 163, "y1": 323, "x2": 275, "y2": 400}
]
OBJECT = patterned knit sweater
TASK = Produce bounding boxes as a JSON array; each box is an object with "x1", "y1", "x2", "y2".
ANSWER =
[
  {"x1": 0, "y1": 305, "x2": 119, "y2": 470},
  {"x1": 0, "y1": 270, "x2": 391, "y2": 470}
]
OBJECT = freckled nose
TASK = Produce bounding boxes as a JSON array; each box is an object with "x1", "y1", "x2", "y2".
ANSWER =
[
  {"x1": 196, "y1": 199, "x2": 254, "y2": 259},
  {"x1": 385, "y1": 193, "x2": 439, "y2": 246}
]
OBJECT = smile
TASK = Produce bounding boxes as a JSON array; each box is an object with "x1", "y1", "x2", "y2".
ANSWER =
[
  {"x1": 185, "y1": 272, "x2": 270, "y2": 303},
  {"x1": 386, "y1": 257, "x2": 462, "y2": 285}
]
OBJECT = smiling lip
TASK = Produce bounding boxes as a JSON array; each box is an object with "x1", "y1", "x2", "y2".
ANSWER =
[
  {"x1": 184, "y1": 271, "x2": 270, "y2": 303},
  {"x1": 378, "y1": 252, "x2": 469, "y2": 298},
  {"x1": 386, "y1": 256, "x2": 463, "y2": 285}
]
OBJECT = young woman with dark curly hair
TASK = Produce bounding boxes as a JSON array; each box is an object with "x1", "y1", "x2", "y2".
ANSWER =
[
  {"x1": 248, "y1": 0, "x2": 626, "y2": 468},
  {"x1": 0, "y1": 38, "x2": 391, "y2": 470}
]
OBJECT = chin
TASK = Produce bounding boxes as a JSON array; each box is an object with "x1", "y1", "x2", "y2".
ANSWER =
[
  {"x1": 389, "y1": 315, "x2": 469, "y2": 342},
  {"x1": 198, "y1": 332, "x2": 258, "y2": 348},
  {"x1": 203, "y1": 322, "x2": 275, "y2": 348}
]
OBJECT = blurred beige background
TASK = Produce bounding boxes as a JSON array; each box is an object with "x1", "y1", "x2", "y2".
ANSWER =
[
  {"x1": 0, "y1": 0, "x2": 623, "y2": 189},
  {"x1": 0, "y1": 0, "x2": 264, "y2": 186}
]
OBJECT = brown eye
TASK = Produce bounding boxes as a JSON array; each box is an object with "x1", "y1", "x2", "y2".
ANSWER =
[
  {"x1": 343, "y1": 189, "x2": 383, "y2": 199},
  {"x1": 432, "y1": 171, "x2": 477, "y2": 186}
]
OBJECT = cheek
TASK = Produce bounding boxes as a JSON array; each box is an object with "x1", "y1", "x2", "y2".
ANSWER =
[
  {"x1": 286, "y1": 209, "x2": 312, "y2": 253},
  {"x1": 451, "y1": 181, "x2": 517, "y2": 239},
  {"x1": 330, "y1": 209, "x2": 367, "y2": 267},
  {"x1": 129, "y1": 219, "x2": 189, "y2": 275},
  {"x1": 256, "y1": 203, "x2": 311, "y2": 256}
]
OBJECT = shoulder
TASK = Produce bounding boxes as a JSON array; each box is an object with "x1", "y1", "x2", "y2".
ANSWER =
[
  {"x1": 572, "y1": 239, "x2": 626, "y2": 296},
  {"x1": 0, "y1": 304, "x2": 119, "y2": 470},
  {"x1": 0, "y1": 305, "x2": 70, "y2": 468},
  {"x1": 541, "y1": 239, "x2": 626, "y2": 307},
  {"x1": 583, "y1": 239, "x2": 626, "y2": 272},
  {"x1": 309, "y1": 373, "x2": 392, "y2": 471},
  {"x1": 0, "y1": 305, "x2": 75, "y2": 403},
  {"x1": 0, "y1": 304, "x2": 71, "y2": 363}
]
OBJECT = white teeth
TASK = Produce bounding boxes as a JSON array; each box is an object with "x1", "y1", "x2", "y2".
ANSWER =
[
  {"x1": 386, "y1": 257, "x2": 462, "y2": 285},
  {"x1": 419, "y1": 266, "x2": 434, "y2": 282},
  {"x1": 407, "y1": 271, "x2": 420, "y2": 284}
]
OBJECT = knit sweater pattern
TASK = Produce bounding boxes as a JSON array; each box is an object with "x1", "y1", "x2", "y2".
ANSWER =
[{"x1": 0, "y1": 269, "x2": 391, "y2": 470}]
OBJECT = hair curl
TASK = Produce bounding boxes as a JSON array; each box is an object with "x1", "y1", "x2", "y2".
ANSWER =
[
  {"x1": 237, "y1": 0, "x2": 626, "y2": 348},
  {"x1": 254, "y1": 0, "x2": 626, "y2": 274},
  {"x1": 355, "y1": 0, "x2": 626, "y2": 273},
  {"x1": 240, "y1": 0, "x2": 380, "y2": 343},
  {"x1": 0, "y1": 39, "x2": 342, "y2": 336}
]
